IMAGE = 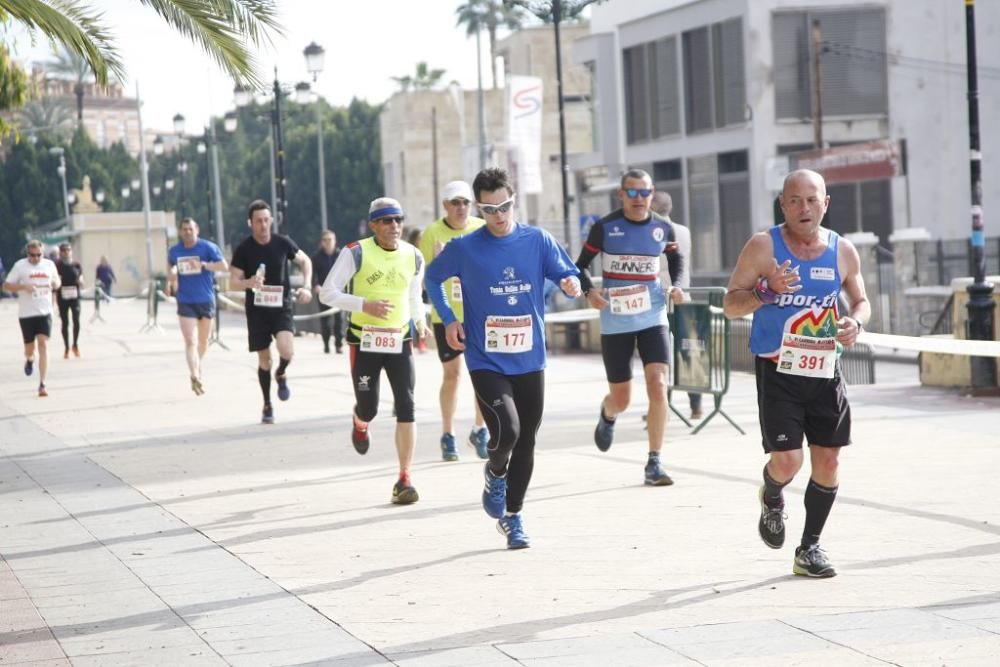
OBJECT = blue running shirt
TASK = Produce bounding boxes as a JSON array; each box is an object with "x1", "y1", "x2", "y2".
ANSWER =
[{"x1": 425, "y1": 223, "x2": 579, "y2": 375}]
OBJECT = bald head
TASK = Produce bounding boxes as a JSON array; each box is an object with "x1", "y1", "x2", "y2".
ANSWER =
[{"x1": 782, "y1": 169, "x2": 827, "y2": 197}]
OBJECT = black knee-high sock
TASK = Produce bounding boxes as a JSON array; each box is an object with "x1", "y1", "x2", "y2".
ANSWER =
[
  {"x1": 258, "y1": 367, "x2": 271, "y2": 404},
  {"x1": 762, "y1": 464, "x2": 790, "y2": 506},
  {"x1": 276, "y1": 357, "x2": 290, "y2": 377},
  {"x1": 801, "y1": 479, "x2": 838, "y2": 547}
]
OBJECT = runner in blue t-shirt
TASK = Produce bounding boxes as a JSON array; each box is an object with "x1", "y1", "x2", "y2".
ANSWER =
[
  {"x1": 168, "y1": 217, "x2": 227, "y2": 395},
  {"x1": 425, "y1": 167, "x2": 581, "y2": 550}
]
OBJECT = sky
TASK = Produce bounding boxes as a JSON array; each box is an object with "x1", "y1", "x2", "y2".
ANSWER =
[{"x1": 5, "y1": 0, "x2": 511, "y2": 134}]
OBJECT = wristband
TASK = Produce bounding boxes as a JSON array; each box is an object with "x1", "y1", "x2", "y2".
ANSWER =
[
  {"x1": 851, "y1": 317, "x2": 864, "y2": 333},
  {"x1": 752, "y1": 278, "x2": 778, "y2": 305}
]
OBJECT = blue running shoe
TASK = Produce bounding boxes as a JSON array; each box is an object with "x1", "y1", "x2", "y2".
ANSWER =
[
  {"x1": 482, "y1": 464, "x2": 507, "y2": 519},
  {"x1": 594, "y1": 406, "x2": 615, "y2": 452},
  {"x1": 276, "y1": 374, "x2": 290, "y2": 401},
  {"x1": 469, "y1": 427, "x2": 489, "y2": 460},
  {"x1": 24, "y1": 359, "x2": 33, "y2": 376},
  {"x1": 261, "y1": 404, "x2": 274, "y2": 425},
  {"x1": 644, "y1": 456, "x2": 674, "y2": 486},
  {"x1": 497, "y1": 514, "x2": 530, "y2": 549},
  {"x1": 440, "y1": 433, "x2": 459, "y2": 461}
]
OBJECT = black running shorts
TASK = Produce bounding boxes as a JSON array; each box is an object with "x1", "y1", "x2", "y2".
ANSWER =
[
  {"x1": 19, "y1": 315, "x2": 52, "y2": 343},
  {"x1": 754, "y1": 356, "x2": 851, "y2": 452},
  {"x1": 600, "y1": 324, "x2": 671, "y2": 383},
  {"x1": 433, "y1": 322, "x2": 463, "y2": 363},
  {"x1": 246, "y1": 307, "x2": 295, "y2": 351}
]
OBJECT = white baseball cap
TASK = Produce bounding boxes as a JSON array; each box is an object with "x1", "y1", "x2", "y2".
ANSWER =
[{"x1": 442, "y1": 180, "x2": 473, "y2": 202}]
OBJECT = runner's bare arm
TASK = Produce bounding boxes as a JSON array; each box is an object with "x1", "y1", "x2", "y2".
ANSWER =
[{"x1": 836, "y1": 239, "x2": 871, "y2": 346}]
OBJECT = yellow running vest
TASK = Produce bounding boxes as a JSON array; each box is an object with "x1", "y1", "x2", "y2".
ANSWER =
[{"x1": 349, "y1": 237, "x2": 421, "y2": 333}]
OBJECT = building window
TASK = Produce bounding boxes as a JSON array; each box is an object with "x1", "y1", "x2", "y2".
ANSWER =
[
  {"x1": 623, "y1": 36, "x2": 681, "y2": 145},
  {"x1": 586, "y1": 61, "x2": 600, "y2": 152},
  {"x1": 773, "y1": 8, "x2": 888, "y2": 120},
  {"x1": 683, "y1": 18, "x2": 746, "y2": 134},
  {"x1": 717, "y1": 150, "x2": 750, "y2": 269},
  {"x1": 653, "y1": 159, "x2": 684, "y2": 226},
  {"x1": 623, "y1": 45, "x2": 650, "y2": 144},
  {"x1": 687, "y1": 154, "x2": 720, "y2": 271}
]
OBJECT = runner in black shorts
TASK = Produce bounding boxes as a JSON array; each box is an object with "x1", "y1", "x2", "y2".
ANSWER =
[
  {"x1": 418, "y1": 180, "x2": 489, "y2": 462},
  {"x1": 725, "y1": 169, "x2": 870, "y2": 578},
  {"x1": 575, "y1": 168, "x2": 684, "y2": 486},
  {"x1": 4, "y1": 240, "x2": 61, "y2": 397},
  {"x1": 230, "y1": 200, "x2": 313, "y2": 424}
]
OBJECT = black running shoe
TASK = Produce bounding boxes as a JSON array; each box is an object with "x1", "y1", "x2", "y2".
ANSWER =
[
  {"x1": 594, "y1": 407, "x2": 615, "y2": 452},
  {"x1": 261, "y1": 404, "x2": 274, "y2": 424},
  {"x1": 391, "y1": 479, "x2": 419, "y2": 505},
  {"x1": 352, "y1": 425, "x2": 370, "y2": 455},
  {"x1": 24, "y1": 359, "x2": 33, "y2": 376},
  {"x1": 276, "y1": 374, "x2": 290, "y2": 401},
  {"x1": 793, "y1": 544, "x2": 837, "y2": 578},
  {"x1": 758, "y1": 486, "x2": 786, "y2": 549}
]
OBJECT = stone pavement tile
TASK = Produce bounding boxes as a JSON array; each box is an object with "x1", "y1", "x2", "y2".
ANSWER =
[
  {"x1": 498, "y1": 632, "x2": 695, "y2": 666},
  {"x1": 787, "y1": 608, "x2": 1000, "y2": 664},
  {"x1": 388, "y1": 645, "x2": 520, "y2": 666},
  {"x1": 641, "y1": 620, "x2": 870, "y2": 665},
  {"x1": 0, "y1": 627, "x2": 68, "y2": 663},
  {"x1": 66, "y1": 645, "x2": 224, "y2": 667},
  {"x1": 223, "y1": 647, "x2": 390, "y2": 667}
]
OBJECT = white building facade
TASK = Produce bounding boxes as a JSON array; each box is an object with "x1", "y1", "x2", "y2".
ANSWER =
[{"x1": 572, "y1": 0, "x2": 1000, "y2": 281}]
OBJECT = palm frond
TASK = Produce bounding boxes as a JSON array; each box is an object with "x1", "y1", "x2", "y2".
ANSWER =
[
  {"x1": 1, "y1": 0, "x2": 121, "y2": 84},
  {"x1": 136, "y1": 0, "x2": 281, "y2": 88}
]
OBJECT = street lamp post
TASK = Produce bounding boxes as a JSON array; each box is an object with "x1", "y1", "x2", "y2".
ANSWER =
[
  {"x1": 505, "y1": 0, "x2": 600, "y2": 252},
  {"x1": 303, "y1": 42, "x2": 329, "y2": 232},
  {"x1": 49, "y1": 147, "x2": 71, "y2": 222},
  {"x1": 963, "y1": 0, "x2": 996, "y2": 390},
  {"x1": 234, "y1": 77, "x2": 289, "y2": 233}
]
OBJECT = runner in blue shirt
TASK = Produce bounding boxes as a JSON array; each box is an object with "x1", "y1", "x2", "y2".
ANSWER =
[
  {"x1": 425, "y1": 167, "x2": 581, "y2": 550},
  {"x1": 168, "y1": 218, "x2": 227, "y2": 395}
]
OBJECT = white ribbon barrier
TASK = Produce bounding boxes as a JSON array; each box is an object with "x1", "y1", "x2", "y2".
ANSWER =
[
  {"x1": 216, "y1": 290, "x2": 340, "y2": 321},
  {"x1": 859, "y1": 331, "x2": 1000, "y2": 358}
]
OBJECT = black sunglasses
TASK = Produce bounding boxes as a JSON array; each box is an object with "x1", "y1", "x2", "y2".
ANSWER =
[
  {"x1": 624, "y1": 188, "x2": 652, "y2": 198},
  {"x1": 376, "y1": 216, "x2": 405, "y2": 224}
]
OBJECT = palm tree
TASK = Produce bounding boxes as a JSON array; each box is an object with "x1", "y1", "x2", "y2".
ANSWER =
[
  {"x1": 392, "y1": 62, "x2": 446, "y2": 92},
  {"x1": 15, "y1": 96, "x2": 75, "y2": 141},
  {"x1": 456, "y1": 0, "x2": 525, "y2": 89},
  {"x1": 48, "y1": 47, "x2": 92, "y2": 127},
  {"x1": 0, "y1": 0, "x2": 281, "y2": 89}
]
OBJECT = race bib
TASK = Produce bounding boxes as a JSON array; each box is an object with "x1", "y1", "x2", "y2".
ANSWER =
[
  {"x1": 32, "y1": 285, "x2": 51, "y2": 300},
  {"x1": 360, "y1": 325, "x2": 404, "y2": 354},
  {"x1": 485, "y1": 314, "x2": 532, "y2": 354},
  {"x1": 777, "y1": 333, "x2": 836, "y2": 379},
  {"x1": 450, "y1": 278, "x2": 463, "y2": 303},
  {"x1": 177, "y1": 256, "x2": 201, "y2": 275},
  {"x1": 608, "y1": 284, "x2": 651, "y2": 315},
  {"x1": 60, "y1": 286, "x2": 79, "y2": 300},
  {"x1": 253, "y1": 285, "x2": 284, "y2": 308}
]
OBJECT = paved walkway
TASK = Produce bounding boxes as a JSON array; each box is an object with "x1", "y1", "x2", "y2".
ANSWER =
[{"x1": 1, "y1": 298, "x2": 998, "y2": 666}]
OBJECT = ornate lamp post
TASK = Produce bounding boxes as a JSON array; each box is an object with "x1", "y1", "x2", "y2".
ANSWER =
[{"x1": 303, "y1": 41, "x2": 329, "y2": 232}]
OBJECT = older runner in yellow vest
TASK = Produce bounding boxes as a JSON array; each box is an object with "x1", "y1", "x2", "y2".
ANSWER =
[{"x1": 320, "y1": 197, "x2": 427, "y2": 505}]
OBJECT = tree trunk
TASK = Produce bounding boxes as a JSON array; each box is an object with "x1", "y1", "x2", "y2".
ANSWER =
[
  {"x1": 488, "y1": 25, "x2": 499, "y2": 89},
  {"x1": 74, "y1": 83, "x2": 83, "y2": 127}
]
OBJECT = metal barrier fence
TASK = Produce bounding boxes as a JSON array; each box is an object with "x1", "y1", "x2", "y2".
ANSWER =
[{"x1": 668, "y1": 287, "x2": 744, "y2": 435}]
